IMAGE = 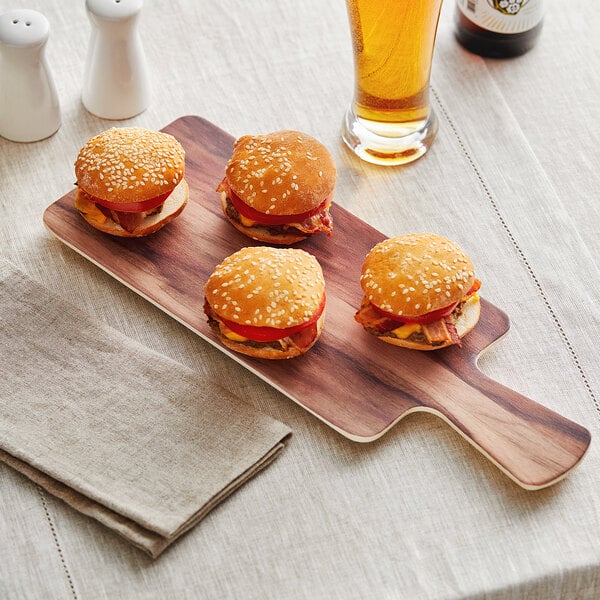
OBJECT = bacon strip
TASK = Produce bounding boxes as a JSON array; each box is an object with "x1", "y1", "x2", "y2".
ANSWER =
[
  {"x1": 291, "y1": 208, "x2": 332, "y2": 236},
  {"x1": 281, "y1": 322, "x2": 318, "y2": 352},
  {"x1": 444, "y1": 317, "x2": 462, "y2": 346},
  {"x1": 354, "y1": 299, "x2": 400, "y2": 333},
  {"x1": 421, "y1": 320, "x2": 452, "y2": 345},
  {"x1": 107, "y1": 208, "x2": 146, "y2": 233},
  {"x1": 421, "y1": 318, "x2": 462, "y2": 347}
]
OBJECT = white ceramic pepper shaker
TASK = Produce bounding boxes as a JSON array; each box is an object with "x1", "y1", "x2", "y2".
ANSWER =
[
  {"x1": 0, "y1": 9, "x2": 60, "y2": 142},
  {"x1": 82, "y1": 0, "x2": 150, "y2": 120}
]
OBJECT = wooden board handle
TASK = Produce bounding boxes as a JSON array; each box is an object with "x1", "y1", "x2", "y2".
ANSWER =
[{"x1": 420, "y1": 358, "x2": 591, "y2": 489}]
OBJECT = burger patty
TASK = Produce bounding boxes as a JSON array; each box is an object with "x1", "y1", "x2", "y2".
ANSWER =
[{"x1": 224, "y1": 197, "x2": 332, "y2": 237}]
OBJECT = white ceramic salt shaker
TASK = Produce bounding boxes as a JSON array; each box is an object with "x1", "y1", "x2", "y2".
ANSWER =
[
  {"x1": 82, "y1": 0, "x2": 150, "y2": 120},
  {"x1": 0, "y1": 9, "x2": 60, "y2": 142}
]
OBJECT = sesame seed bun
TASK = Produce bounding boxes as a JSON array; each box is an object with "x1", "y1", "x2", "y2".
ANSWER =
[
  {"x1": 75, "y1": 127, "x2": 185, "y2": 203},
  {"x1": 206, "y1": 246, "x2": 325, "y2": 327},
  {"x1": 219, "y1": 130, "x2": 336, "y2": 244},
  {"x1": 360, "y1": 233, "x2": 475, "y2": 319},
  {"x1": 227, "y1": 131, "x2": 336, "y2": 214},
  {"x1": 73, "y1": 127, "x2": 187, "y2": 236},
  {"x1": 204, "y1": 246, "x2": 326, "y2": 359}
]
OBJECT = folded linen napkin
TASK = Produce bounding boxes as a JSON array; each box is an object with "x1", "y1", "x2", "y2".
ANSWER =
[{"x1": 0, "y1": 259, "x2": 291, "y2": 558}]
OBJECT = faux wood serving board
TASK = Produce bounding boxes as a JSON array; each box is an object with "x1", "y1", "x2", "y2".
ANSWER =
[{"x1": 43, "y1": 115, "x2": 591, "y2": 490}]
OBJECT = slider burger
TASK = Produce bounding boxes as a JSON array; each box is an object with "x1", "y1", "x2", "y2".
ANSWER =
[
  {"x1": 217, "y1": 130, "x2": 336, "y2": 244},
  {"x1": 74, "y1": 127, "x2": 188, "y2": 237},
  {"x1": 204, "y1": 246, "x2": 326, "y2": 359},
  {"x1": 354, "y1": 233, "x2": 481, "y2": 350}
]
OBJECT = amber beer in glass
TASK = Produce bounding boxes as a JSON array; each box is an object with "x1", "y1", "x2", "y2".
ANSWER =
[{"x1": 342, "y1": 0, "x2": 444, "y2": 166}]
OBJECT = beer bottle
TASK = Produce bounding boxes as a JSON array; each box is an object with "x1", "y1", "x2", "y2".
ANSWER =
[{"x1": 455, "y1": 0, "x2": 544, "y2": 58}]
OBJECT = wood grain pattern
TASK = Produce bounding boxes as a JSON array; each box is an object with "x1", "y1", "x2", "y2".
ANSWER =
[{"x1": 43, "y1": 115, "x2": 591, "y2": 489}]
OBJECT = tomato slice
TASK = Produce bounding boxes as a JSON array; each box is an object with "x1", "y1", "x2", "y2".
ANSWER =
[
  {"x1": 372, "y1": 302, "x2": 458, "y2": 325},
  {"x1": 371, "y1": 279, "x2": 481, "y2": 326},
  {"x1": 468, "y1": 279, "x2": 481, "y2": 295},
  {"x1": 220, "y1": 294, "x2": 326, "y2": 342},
  {"x1": 227, "y1": 182, "x2": 329, "y2": 226},
  {"x1": 88, "y1": 190, "x2": 173, "y2": 213}
]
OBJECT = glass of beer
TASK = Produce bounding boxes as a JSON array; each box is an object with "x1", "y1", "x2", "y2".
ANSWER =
[{"x1": 342, "y1": 0, "x2": 444, "y2": 166}]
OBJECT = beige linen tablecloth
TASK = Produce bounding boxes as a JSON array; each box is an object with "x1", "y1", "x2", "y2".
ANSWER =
[{"x1": 1, "y1": 0, "x2": 599, "y2": 598}]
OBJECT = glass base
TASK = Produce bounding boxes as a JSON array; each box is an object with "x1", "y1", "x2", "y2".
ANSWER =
[{"x1": 342, "y1": 106, "x2": 438, "y2": 166}]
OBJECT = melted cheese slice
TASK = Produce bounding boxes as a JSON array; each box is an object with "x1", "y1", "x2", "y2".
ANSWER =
[
  {"x1": 239, "y1": 214, "x2": 257, "y2": 228},
  {"x1": 465, "y1": 293, "x2": 479, "y2": 306},
  {"x1": 219, "y1": 322, "x2": 248, "y2": 342},
  {"x1": 390, "y1": 322, "x2": 421, "y2": 339},
  {"x1": 74, "y1": 193, "x2": 108, "y2": 224}
]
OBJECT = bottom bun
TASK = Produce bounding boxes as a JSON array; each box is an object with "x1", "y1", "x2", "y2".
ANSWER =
[
  {"x1": 76, "y1": 179, "x2": 188, "y2": 237},
  {"x1": 220, "y1": 192, "x2": 308, "y2": 245},
  {"x1": 379, "y1": 296, "x2": 481, "y2": 351},
  {"x1": 216, "y1": 312, "x2": 325, "y2": 360}
]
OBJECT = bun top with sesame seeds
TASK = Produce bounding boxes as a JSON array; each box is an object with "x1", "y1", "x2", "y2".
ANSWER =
[
  {"x1": 360, "y1": 233, "x2": 476, "y2": 319},
  {"x1": 74, "y1": 127, "x2": 185, "y2": 204},
  {"x1": 225, "y1": 130, "x2": 336, "y2": 216},
  {"x1": 205, "y1": 246, "x2": 325, "y2": 329}
]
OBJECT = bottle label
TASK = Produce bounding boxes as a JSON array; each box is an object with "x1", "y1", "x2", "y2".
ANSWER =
[{"x1": 457, "y1": 0, "x2": 544, "y2": 34}]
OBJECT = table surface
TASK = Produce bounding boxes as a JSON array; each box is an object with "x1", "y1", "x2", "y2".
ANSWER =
[{"x1": 1, "y1": 1, "x2": 599, "y2": 599}]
